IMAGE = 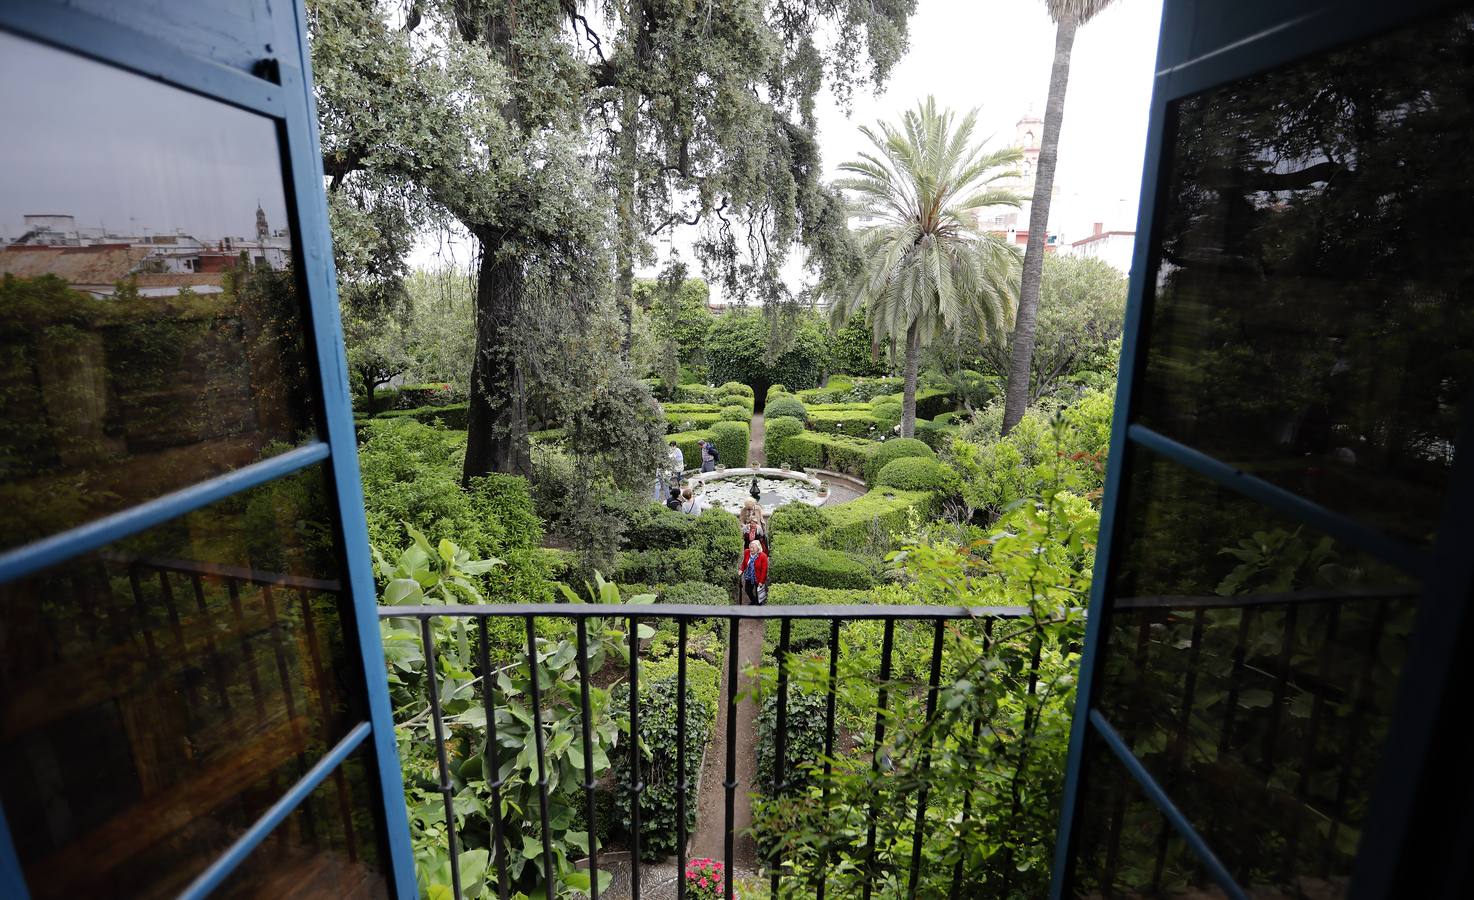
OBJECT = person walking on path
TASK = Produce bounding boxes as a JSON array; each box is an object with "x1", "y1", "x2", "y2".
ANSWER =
[
  {"x1": 739, "y1": 499, "x2": 768, "y2": 554},
  {"x1": 699, "y1": 438, "x2": 718, "y2": 472},
  {"x1": 740, "y1": 539, "x2": 768, "y2": 606}
]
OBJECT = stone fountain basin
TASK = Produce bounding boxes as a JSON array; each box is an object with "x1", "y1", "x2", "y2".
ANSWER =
[{"x1": 688, "y1": 466, "x2": 828, "y2": 514}]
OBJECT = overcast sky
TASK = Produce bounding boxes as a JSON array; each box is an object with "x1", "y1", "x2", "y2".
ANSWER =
[
  {"x1": 428, "y1": 0, "x2": 1167, "y2": 300},
  {"x1": 0, "y1": 30, "x2": 289, "y2": 243}
]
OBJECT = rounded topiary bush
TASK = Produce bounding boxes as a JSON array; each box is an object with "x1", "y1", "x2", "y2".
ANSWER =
[
  {"x1": 863, "y1": 437, "x2": 934, "y2": 485},
  {"x1": 707, "y1": 420, "x2": 750, "y2": 468},
  {"x1": 660, "y1": 580, "x2": 731, "y2": 605},
  {"x1": 719, "y1": 381, "x2": 754, "y2": 399},
  {"x1": 765, "y1": 395, "x2": 807, "y2": 422},
  {"x1": 768, "y1": 501, "x2": 828, "y2": 538},
  {"x1": 720, "y1": 404, "x2": 751, "y2": 421},
  {"x1": 763, "y1": 415, "x2": 806, "y2": 467},
  {"x1": 870, "y1": 399, "x2": 903, "y2": 429},
  {"x1": 766, "y1": 384, "x2": 788, "y2": 402},
  {"x1": 876, "y1": 456, "x2": 956, "y2": 492}
]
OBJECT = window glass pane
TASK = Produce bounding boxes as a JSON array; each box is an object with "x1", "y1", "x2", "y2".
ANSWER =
[
  {"x1": 213, "y1": 749, "x2": 388, "y2": 899},
  {"x1": 0, "y1": 31, "x2": 314, "y2": 552},
  {"x1": 1091, "y1": 451, "x2": 1418, "y2": 896},
  {"x1": 0, "y1": 464, "x2": 378, "y2": 900},
  {"x1": 1134, "y1": 9, "x2": 1474, "y2": 545},
  {"x1": 1071, "y1": 731, "x2": 1200, "y2": 898}
]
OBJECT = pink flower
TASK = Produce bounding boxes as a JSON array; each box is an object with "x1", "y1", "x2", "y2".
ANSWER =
[{"x1": 699, "y1": 878, "x2": 709, "y2": 888}]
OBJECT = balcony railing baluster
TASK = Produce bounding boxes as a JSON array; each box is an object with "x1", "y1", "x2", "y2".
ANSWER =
[
  {"x1": 861, "y1": 617, "x2": 896, "y2": 900},
  {"x1": 815, "y1": 618, "x2": 841, "y2": 900},
  {"x1": 676, "y1": 618, "x2": 689, "y2": 900},
  {"x1": 906, "y1": 619, "x2": 947, "y2": 899},
  {"x1": 627, "y1": 614, "x2": 643, "y2": 900},
  {"x1": 723, "y1": 614, "x2": 740, "y2": 900},
  {"x1": 524, "y1": 616, "x2": 557, "y2": 900},
  {"x1": 950, "y1": 618, "x2": 994, "y2": 898},
  {"x1": 421, "y1": 616, "x2": 464, "y2": 900},
  {"x1": 479, "y1": 617, "x2": 514, "y2": 900},
  {"x1": 770, "y1": 618, "x2": 792, "y2": 896}
]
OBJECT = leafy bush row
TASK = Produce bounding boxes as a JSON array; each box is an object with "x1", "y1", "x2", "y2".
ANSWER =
[{"x1": 818, "y1": 488, "x2": 932, "y2": 552}]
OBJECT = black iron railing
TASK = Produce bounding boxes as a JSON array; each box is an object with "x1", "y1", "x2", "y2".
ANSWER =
[{"x1": 379, "y1": 602, "x2": 1032, "y2": 900}]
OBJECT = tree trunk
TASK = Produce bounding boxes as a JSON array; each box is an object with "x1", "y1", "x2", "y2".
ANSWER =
[
  {"x1": 1002, "y1": 15, "x2": 1077, "y2": 435},
  {"x1": 900, "y1": 320, "x2": 921, "y2": 438},
  {"x1": 614, "y1": 0, "x2": 648, "y2": 355},
  {"x1": 463, "y1": 233, "x2": 532, "y2": 483}
]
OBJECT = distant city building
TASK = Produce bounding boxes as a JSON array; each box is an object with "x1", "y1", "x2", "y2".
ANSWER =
[
  {"x1": 2, "y1": 205, "x2": 291, "y2": 296},
  {"x1": 978, "y1": 110, "x2": 1061, "y2": 251},
  {"x1": 1065, "y1": 221, "x2": 1136, "y2": 274}
]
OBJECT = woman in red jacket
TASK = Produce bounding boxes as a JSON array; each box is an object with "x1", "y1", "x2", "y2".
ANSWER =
[{"x1": 740, "y1": 538, "x2": 768, "y2": 606}]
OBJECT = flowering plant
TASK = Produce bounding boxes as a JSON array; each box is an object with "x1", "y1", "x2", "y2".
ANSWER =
[{"x1": 684, "y1": 857, "x2": 723, "y2": 900}]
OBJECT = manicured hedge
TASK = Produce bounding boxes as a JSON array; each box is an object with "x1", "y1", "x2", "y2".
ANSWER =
[
  {"x1": 914, "y1": 419, "x2": 959, "y2": 451},
  {"x1": 373, "y1": 402, "x2": 470, "y2": 430},
  {"x1": 807, "y1": 408, "x2": 882, "y2": 437},
  {"x1": 764, "y1": 583, "x2": 876, "y2": 650},
  {"x1": 797, "y1": 376, "x2": 903, "y2": 404},
  {"x1": 673, "y1": 383, "x2": 721, "y2": 403},
  {"x1": 666, "y1": 412, "x2": 722, "y2": 432},
  {"x1": 766, "y1": 535, "x2": 874, "y2": 589},
  {"x1": 914, "y1": 387, "x2": 957, "y2": 420},
  {"x1": 765, "y1": 394, "x2": 807, "y2": 422},
  {"x1": 819, "y1": 488, "x2": 932, "y2": 551},
  {"x1": 395, "y1": 382, "x2": 463, "y2": 408},
  {"x1": 862, "y1": 438, "x2": 934, "y2": 484},
  {"x1": 708, "y1": 421, "x2": 750, "y2": 469},
  {"x1": 720, "y1": 404, "x2": 752, "y2": 421},
  {"x1": 659, "y1": 580, "x2": 732, "y2": 605},
  {"x1": 669, "y1": 420, "x2": 749, "y2": 469},
  {"x1": 767, "y1": 501, "x2": 828, "y2": 543},
  {"x1": 876, "y1": 456, "x2": 957, "y2": 492},
  {"x1": 719, "y1": 381, "x2": 754, "y2": 399},
  {"x1": 765, "y1": 384, "x2": 788, "y2": 403},
  {"x1": 763, "y1": 415, "x2": 806, "y2": 466},
  {"x1": 780, "y1": 432, "x2": 878, "y2": 476},
  {"x1": 870, "y1": 399, "x2": 903, "y2": 430}
]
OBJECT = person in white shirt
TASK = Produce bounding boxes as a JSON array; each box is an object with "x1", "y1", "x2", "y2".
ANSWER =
[{"x1": 680, "y1": 485, "x2": 708, "y2": 515}]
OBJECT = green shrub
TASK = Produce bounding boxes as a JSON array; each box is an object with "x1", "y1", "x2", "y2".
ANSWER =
[
  {"x1": 756, "y1": 687, "x2": 828, "y2": 798},
  {"x1": 768, "y1": 501, "x2": 828, "y2": 542},
  {"x1": 862, "y1": 438, "x2": 934, "y2": 485},
  {"x1": 782, "y1": 432, "x2": 879, "y2": 477},
  {"x1": 914, "y1": 419, "x2": 958, "y2": 451},
  {"x1": 765, "y1": 384, "x2": 788, "y2": 402},
  {"x1": 763, "y1": 582, "x2": 874, "y2": 650},
  {"x1": 707, "y1": 420, "x2": 750, "y2": 468},
  {"x1": 876, "y1": 457, "x2": 957, "y2": 492},
  {"x1": 870, "y1": 399, "x2": 903, "y2": 430},
  {"x1": 395, "y1": 382, "x2": 462, "y2": 408},
  {"x1": 690, "y1": 507, "x2": 743, "y2": 583},
  {"x1": 765, "y1": 395, "x2": 807, "y2": 422},
  {"x1": 808, "y1": 408, "x2": 882, "y2": 437},
  {"x1": 374, "y1": 402, "x2": 470, "y2": 429},
  {"x1": 666, "y1": 411, "x2": 722, "y2": 432},
  {"x1": 913, "y1": 387, "x2": 958, "y2": 420},
  {"x1": 720, "y1": 404, "x2": 751, "y2": 421},
  {"x1": 617, "y1": 500, "x2": 697, "y2": 551},
  {"x1": 660, "y1": 580, "x2": 731, "y2": 606},
  {"x1": 719, "y1": 381, "x2": 754, "y2": 399},
  {"x1": 614, "y1": 547, "x2": 706, "y2": 584},
  {"x1": 673, "y1": 383, "x2": 721, "y2": 404},
  {"x1": 763, "y1": 415, "x2": 806, "y2": 466},
  {"x1": 767, "y1": 536, "x2": 874, "y2": 589},
  {"x1": 612, "y1": 669, "x2": 715, "y2": 860},
  {"x1": 819, "y1": 488, "x2": 932, "y2": 552}
]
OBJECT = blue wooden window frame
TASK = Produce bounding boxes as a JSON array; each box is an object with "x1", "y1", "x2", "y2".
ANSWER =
[
  {"x1": 1050, "y1": 1, "x2": 1474, "y2": 897},
  {"x1": 0, "y1": 2, "x2": 416, "y2": 896}
]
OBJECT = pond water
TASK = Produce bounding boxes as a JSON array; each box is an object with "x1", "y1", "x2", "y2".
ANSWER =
[{"x1": 700, "y1": 475, "x2": 823, "y2": 515}]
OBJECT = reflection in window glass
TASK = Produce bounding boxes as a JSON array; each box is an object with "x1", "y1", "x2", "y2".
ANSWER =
[
  {"x1": 1072, "y1": 730, "x2": 1199, "y2": 898},
  {"x1": 1135, "y1": 10, "x2": 1474, "y2": 545},
  {"x1": 0, "y1": 465, "x2": 384, "y2": 899},
  {"x1": 214, "y1": 749, "x2": 387, "y2": 899},
  {"x1": 1086, "y1": 451, "x2": 1417, "y2": 896},
  {"x1": 0, "y1": 31, "x2": 314, "y2": 551}
]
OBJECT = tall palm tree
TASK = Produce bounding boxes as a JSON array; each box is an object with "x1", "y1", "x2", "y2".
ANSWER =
[
  {"x1": 1002, "y1": 0, "x2": 1118, "y2": 435},
  {"x1": 834, "y1": 97, "x2": 1023, "y2": 438}
]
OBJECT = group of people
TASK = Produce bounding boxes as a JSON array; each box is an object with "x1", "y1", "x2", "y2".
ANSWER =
[
  {"x1": 652, "y1": 439, "x2": 769, "y2": 604},
  {"x1": 656, "y1": 439, "x2": 721, "y2": 504}
]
